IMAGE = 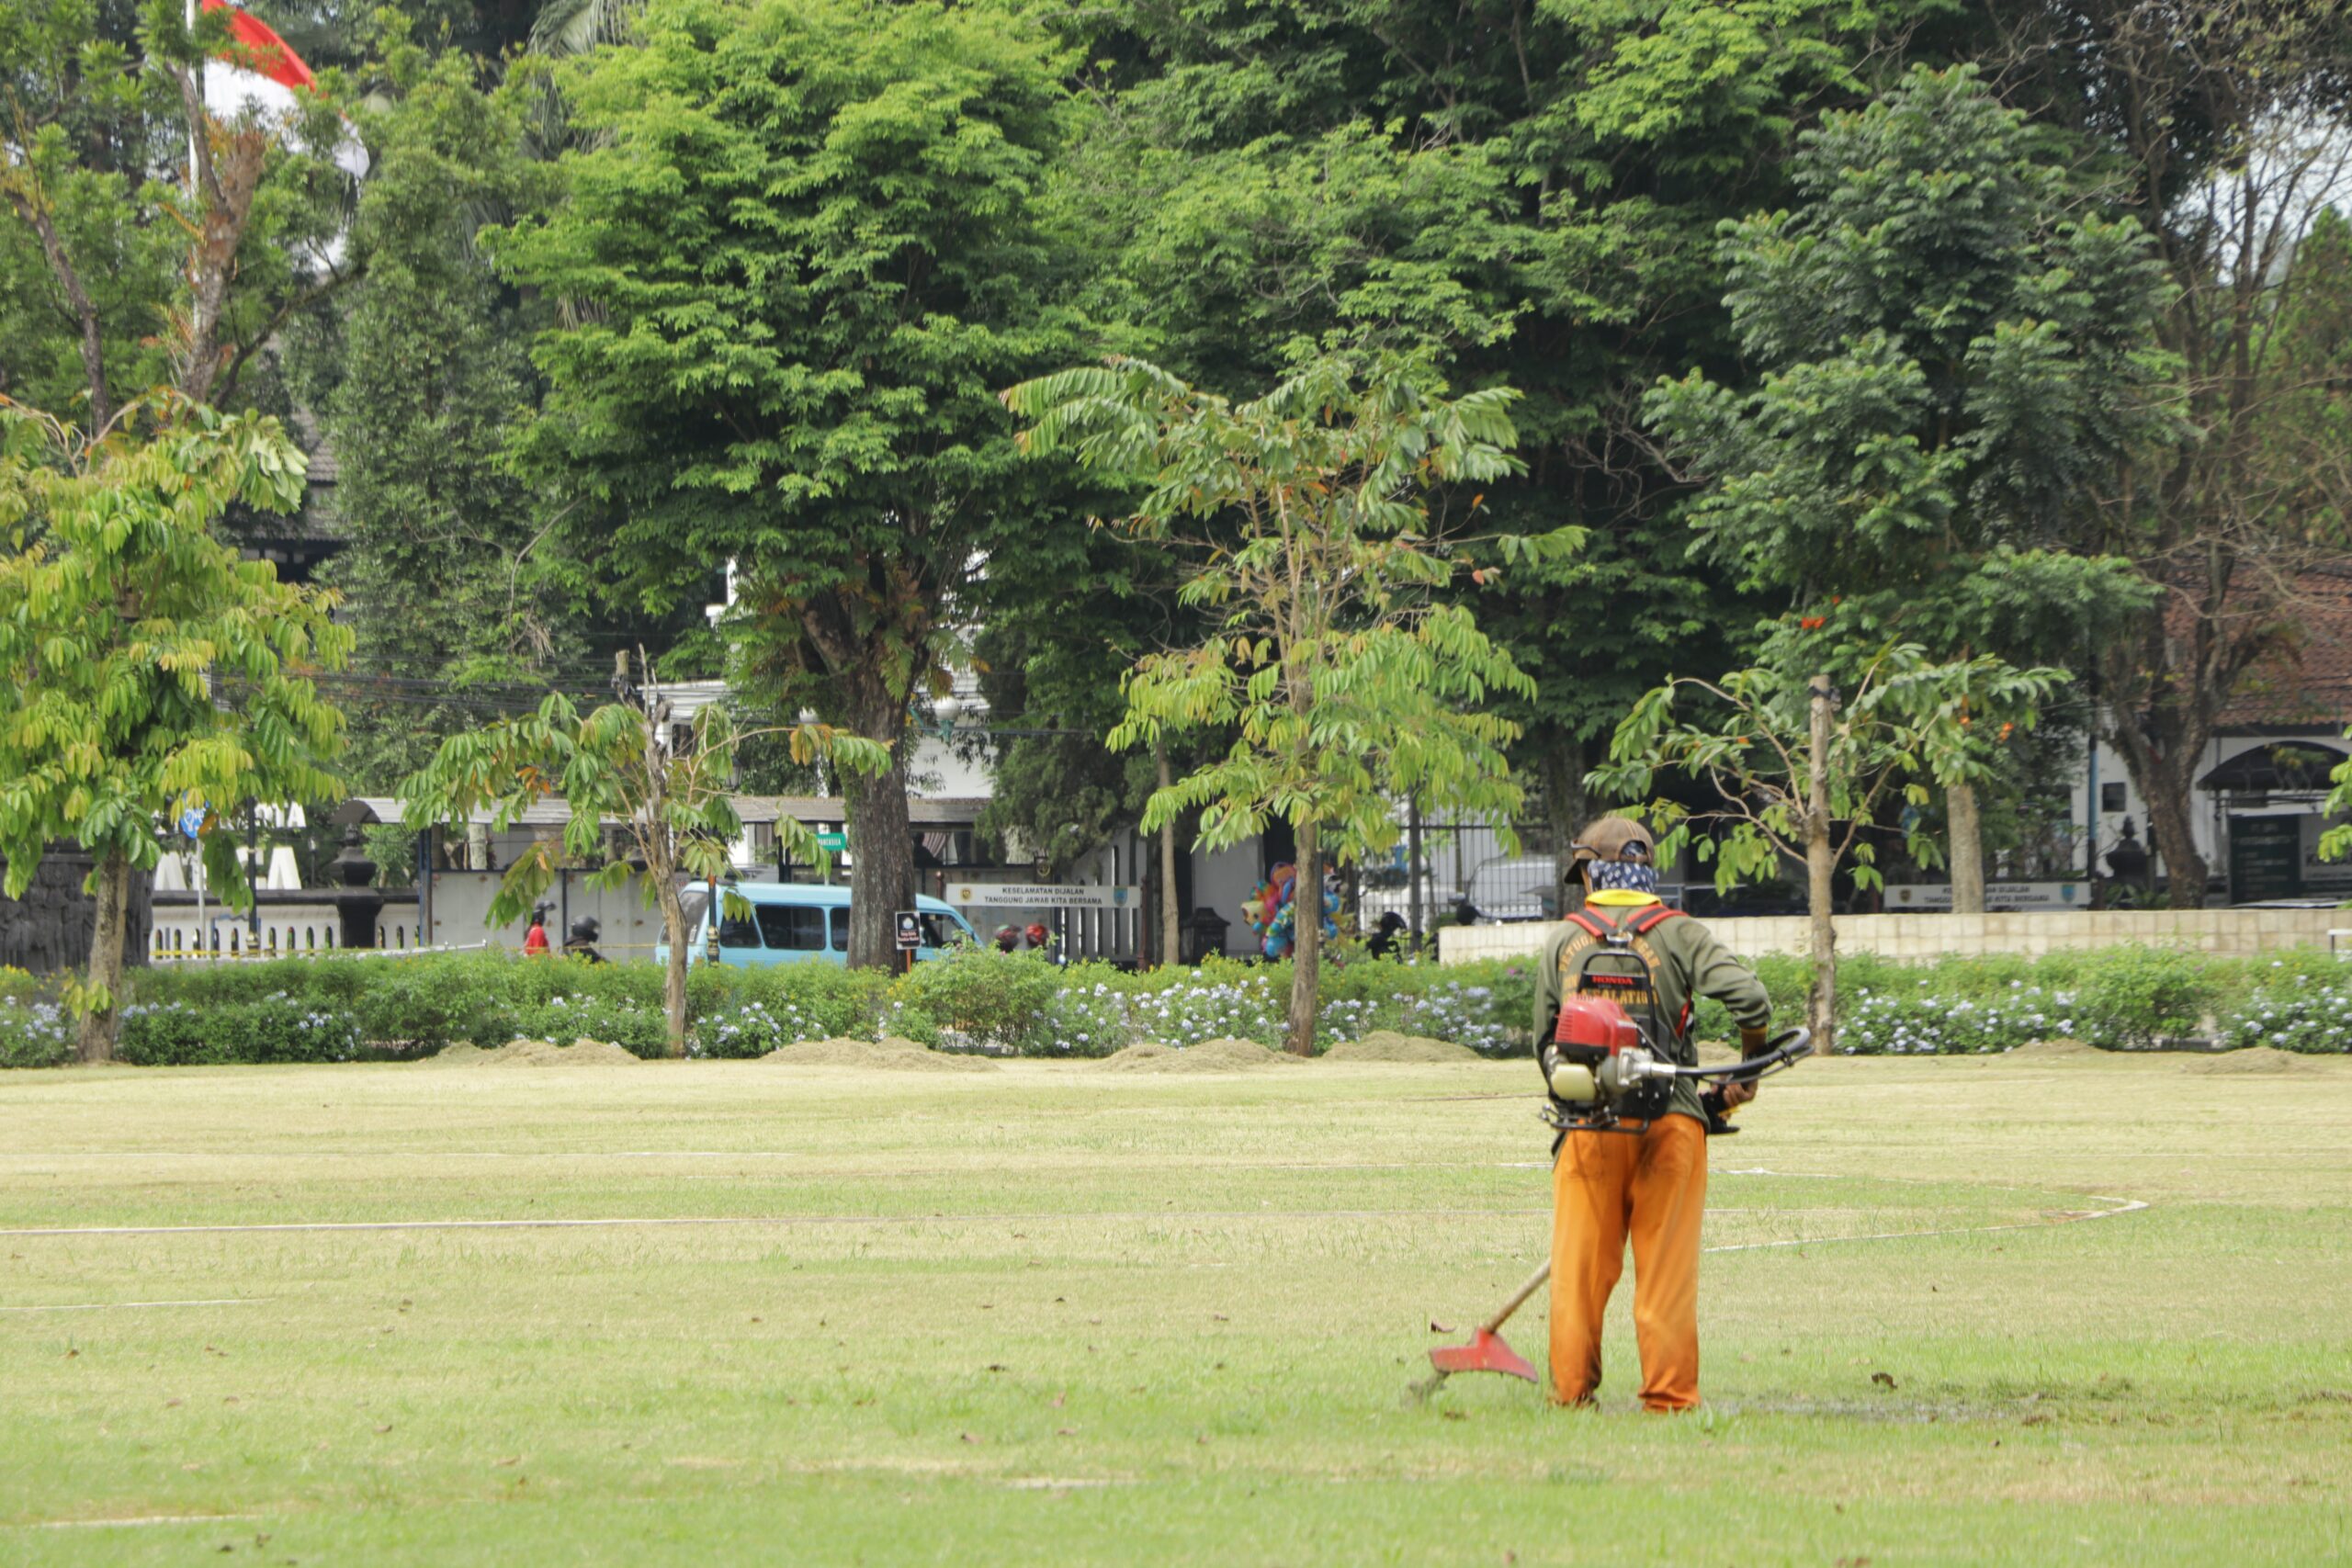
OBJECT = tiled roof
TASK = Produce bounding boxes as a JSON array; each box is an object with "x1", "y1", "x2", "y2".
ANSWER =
[{"x1": 2166, "y1": 569, "x2": 2352, "y2": 730}]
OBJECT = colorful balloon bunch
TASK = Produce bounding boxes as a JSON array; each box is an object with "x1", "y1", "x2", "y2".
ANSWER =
[{"x1": 1241, "y1": 863, "x2": 1339, "y2": 959}]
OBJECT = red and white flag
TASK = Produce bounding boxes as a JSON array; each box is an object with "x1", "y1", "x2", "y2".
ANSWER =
[{"x1": 198, "y1": 0, "x2": 368, "y2": 177}]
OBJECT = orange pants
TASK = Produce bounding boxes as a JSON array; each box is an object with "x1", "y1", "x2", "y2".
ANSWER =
[{"x1": 1549, "y1": 1115, "x2": 1708, "y2": 1411}]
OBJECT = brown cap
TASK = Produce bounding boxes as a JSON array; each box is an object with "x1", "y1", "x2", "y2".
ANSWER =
[{"x1": 1570, "y1": 816, "x2": 1655, "y2": 864}]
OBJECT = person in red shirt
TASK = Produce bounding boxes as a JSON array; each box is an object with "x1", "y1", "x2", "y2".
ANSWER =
[{"x1": 523, "y1": 906, "x2": 550, "y2": 956}]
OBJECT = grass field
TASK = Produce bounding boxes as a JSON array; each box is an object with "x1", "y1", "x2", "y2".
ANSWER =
[{"x1": 4, "y1": 1046, "x2": 2349, "y2": 1565}]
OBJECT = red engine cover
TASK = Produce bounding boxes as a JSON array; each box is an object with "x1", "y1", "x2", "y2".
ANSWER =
[{"x1": 1554, "y1": 996, "x2": 1642, "y2": 1054}]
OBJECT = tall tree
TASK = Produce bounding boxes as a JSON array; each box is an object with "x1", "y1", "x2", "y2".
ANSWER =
[
  {"x1": 1007, "y1": 353, "x2": 1573, "y2": 1053},
  {"x1": 491, "y1": 0, "x2": 1086, "y2": 968},
  {"x1": 1985, "y1": 0, "x2": 2352, "y2": 904},
  {"x1": 1643, "y1": 66, "x2": 2178, "y2": 910},
  {"x1": 0, "y1": 398, "x2": 351, "y2": 1060}
]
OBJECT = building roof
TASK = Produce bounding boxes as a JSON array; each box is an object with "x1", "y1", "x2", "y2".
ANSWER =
[
  {"x1": 731, "y1": 795, "x2": 988, "y2": 828},
  {"x1": 2173, "y1": 569, "x2": 2352, "y2": 730}
]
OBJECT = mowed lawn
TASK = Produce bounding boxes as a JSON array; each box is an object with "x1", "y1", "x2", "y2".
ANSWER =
[{"x1": 3, "y1": 1047, "x2": 2348, "y2": 1565}]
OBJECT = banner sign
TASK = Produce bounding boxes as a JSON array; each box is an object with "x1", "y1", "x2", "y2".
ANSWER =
[
  {"x1": 949, "y1": 883, "x2": 1138, "y2": 911},
  {"x1": 1883, "y1": 881, "x2": 2088, "y2": 912}
]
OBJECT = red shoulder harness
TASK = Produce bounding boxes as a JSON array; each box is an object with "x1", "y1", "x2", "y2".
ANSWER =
[{"x1": 1566, "y1": 904, "x2": 1682, "y2": 939}]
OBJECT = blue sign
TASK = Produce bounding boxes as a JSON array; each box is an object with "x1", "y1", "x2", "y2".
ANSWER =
[{"x1": 179, "y1": 806, "x2": 206, "y2": 841}]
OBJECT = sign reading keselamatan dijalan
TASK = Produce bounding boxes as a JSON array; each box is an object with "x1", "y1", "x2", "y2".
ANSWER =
[{"x1": 950, "y1": 883, "x2": 1139, "y2": 910}]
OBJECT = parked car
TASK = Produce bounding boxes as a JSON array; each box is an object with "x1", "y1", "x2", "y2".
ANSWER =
[
  {"x1": 1463, "y1": 853, "x2": 1559, "y2": 922},
  {"x1": 656, "y1": 882, "x2": 978, "y2": 967}
]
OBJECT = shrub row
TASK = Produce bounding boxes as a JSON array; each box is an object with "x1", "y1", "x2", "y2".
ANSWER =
[{"x1": 3, "y1": 940, "x2": 2346, "y2": 1067}]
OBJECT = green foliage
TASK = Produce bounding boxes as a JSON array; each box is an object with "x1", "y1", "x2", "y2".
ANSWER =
[
  {"x1": 1644, "y1": 66, "x2": 2179, "y2": 858},
  {"x1": 1652, "y1": 67, "x2": 2177, "y2": 623},
  {"x1": 1592, "y1": 645, "x2": 2063, "y2": 894},
  {"x1": 892, "y1": 943, "x2": 1067, "y2": 1049},
  {"x1": 119, "y1": 998, "x2": 363, "y2": 1065},
  {"x1": 2223, "y1": 972, "x2": 2352, "y2": 1055},
  {"x1": 2069, "y1": 946, "x2": 2214, "y2": 1051},
  {"x1": 490, "y1": 0, "x2": 1089, "y2": 966},
  {"x1": 0, "y1": 996, "x2": 73, "y2": 1067},
  {"x1": 0, "y1": 399, "x2": 351, "y2": 1036},
  {"x1": 398, "y1": 660, "x2": 881, "y2": 1049},
  {"x1": 1010, "y1": 355, "x2": 1562, "y2": 863},
  {"x1": 513, "y1": 991, "x2": 669, "y2": 1055},
  {"x1": 1009, "y1": 351, "x2": 1567, "y2": 1050},
  {"x1": 0, "y1": 0, "x2": 356, "y2": 424},
  {"x1": 300, "y1": 38, "x2": 594, "y2": 793}
]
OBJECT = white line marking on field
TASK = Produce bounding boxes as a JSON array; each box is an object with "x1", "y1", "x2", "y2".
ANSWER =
[
  {"x1": 0, "y1": 1150, "x2": 809, "y2": 1160},
  {"x1": 21, "y1": 1513, "x2": 266, "y2": 1529},
  {"x1": 1702, "y1": 1195, "x2": 2150, "y2": 1255},
  {"x1": 0, "y1": 1208, "x2": 1555, "y2": 1239},
  {"x1": 0, "y1": 1297, "x2": 270, "y2": 1314}
]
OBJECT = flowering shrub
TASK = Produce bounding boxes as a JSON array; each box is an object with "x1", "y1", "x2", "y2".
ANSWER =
[
  {"x1": 890, "y1": 943, "x2": 1061, "y2": 1046},
  {"x1": 690, "y1": 997, "x2": 831, "y2": 1058},
  {"x1": 1133, "y1": 971, "x2": 1286, "y2": 1047},
  {"x1": 1033, "y1": 981, "x2": 1140, "y2": 1056},
  {"x1": 0, "y1": 998, "x2": 72, "y2": 1067},
  {"x1": 2222, "y1": 974, "x2": 2352, "y2": 1053},
  {"x1": 1389, "y1": 980, "x2": 1522, "y2": 1055},
  {"x1": 118, "y1": 996, "x2": 362, "y2": 1065},
  {"x1": 514, "y1": 994, "x2": 669, "y2": 1057},
  {"x1": 1837, "y1": 981, "x2": 2080, "y2": 1055}
]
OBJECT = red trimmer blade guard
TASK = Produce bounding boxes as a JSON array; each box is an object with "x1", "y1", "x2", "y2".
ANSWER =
[{"x1": 1427, "y1": 1327, "x2": 1539, "y2": 1383}]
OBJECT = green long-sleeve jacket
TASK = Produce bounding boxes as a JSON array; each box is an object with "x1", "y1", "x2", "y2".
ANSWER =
[{"x1": 1532, "y1": 892, "x2": 1772, "y2": 1125}]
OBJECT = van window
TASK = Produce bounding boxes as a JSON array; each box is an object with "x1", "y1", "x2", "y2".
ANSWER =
[
  {"x1": 678, "y1": 889, "x2": 711, "y2": 939},
  {"x1": 718, "y1": 901, "x2": 762, "y2": 949},
  {"x1": 918, "y1": 912, "x2": 962, "y2": 948},
  {"x1": 755, "y1": 903, "x2": 827, "y2": 952}
]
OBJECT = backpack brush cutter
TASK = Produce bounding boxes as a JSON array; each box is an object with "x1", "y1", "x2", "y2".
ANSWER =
[{"x1": 1408, "y1": 933, "x2": 1810, "y2": 1403}]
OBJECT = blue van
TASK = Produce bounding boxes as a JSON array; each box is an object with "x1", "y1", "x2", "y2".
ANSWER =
[{"x1": 660, "y1": 882, "x2": 977, "y2": 967}]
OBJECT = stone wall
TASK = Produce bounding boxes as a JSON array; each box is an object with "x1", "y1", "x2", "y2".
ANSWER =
[
  {"x1": 0, "y1": 851, "x2": 153, "y2": 975},
  {"x1": 1438, "y1": 908, "x2": 2351, "y2": 966}
]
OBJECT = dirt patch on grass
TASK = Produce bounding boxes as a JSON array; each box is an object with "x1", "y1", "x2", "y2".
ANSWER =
[
  {"x1": 2004, "y1": 1038, "x2": 2103, "y2": 1061},
  {"x1": 1694, "y1": 1041, "x2": 1742, "y2": 1066},
  {"x1": 423, "y1": 1038, "x2": 644, "y2": 1067},
  {"x1": 2182, "y1": 1045, "x2": 2329, "y2": 1076},
  {"x1": 1096, "y1": 1037, "x2": 1303, "y2": 1072},
  {"x1": 1320, "y1": 1031, "x2": 1478, "y2": 1063},
  {"x1": 760, "y1": 1036, "x2": 993, "y2": 1071}
]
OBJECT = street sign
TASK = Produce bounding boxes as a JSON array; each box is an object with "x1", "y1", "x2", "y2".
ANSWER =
[
  {"x1": 947, "y1": 883, "x2": 1137, "y2": 910},
  {"x1": 814, "y1": 831, "x2": 849, "y2": 852},
  {"x1": 179, "y1": 805, "x2": 207, "y2": 840},
  {"x1": 894, "y1": 909, "x2": 923, "y2": 950}
]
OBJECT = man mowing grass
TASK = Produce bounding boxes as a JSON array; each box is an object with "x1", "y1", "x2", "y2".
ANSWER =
[{"x1": 1534, "y1": 817, "x2": 1775, "y2": 1413}]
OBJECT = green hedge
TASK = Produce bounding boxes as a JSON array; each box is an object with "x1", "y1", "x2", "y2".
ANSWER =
[{"x1": 3, "y1": 940, "x2": 2342, "y2": 1068}]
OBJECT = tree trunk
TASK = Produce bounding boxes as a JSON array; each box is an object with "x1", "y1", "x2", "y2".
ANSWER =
[
  {"x1": 842, "y1": 710, "x2": 915, "y2": 971},
  {"x1": 2141, "y1": 773, "x2": 2206, "y2": 909},
  {"x1": 1805, "y1": 678, "x2": 1838, "y2": 1054},
  {"x1": 1947, "y1": 779, "x2": 1985, "y2": 915},
  {"x1": 1284, "y1": 818, "x2": 1321, "y2": 1056},
  {"x1": 1157, "y1": 739, "x2": 1181, "y2": 967},
  {"x1": 654, "y1": 872, "x2": 690, "y2": 1056},
  {"x1": 1541, "y1": 731, "x2": 1589, "y2": 919},
  {"x1": 76, "y1": 849, "x2": 131, "y2": 1064}
]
